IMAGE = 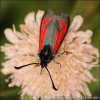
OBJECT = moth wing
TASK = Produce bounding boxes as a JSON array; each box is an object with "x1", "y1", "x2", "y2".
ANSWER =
[
  {"x1": 53, "y1": 14, "x2": 70, "y2": 54},
  {"x1": 39, "y1": 10, "x2": 53, "y2": 51},
  {"x1": 39, "y1": 11, "x2": 70, "y2": 55}
]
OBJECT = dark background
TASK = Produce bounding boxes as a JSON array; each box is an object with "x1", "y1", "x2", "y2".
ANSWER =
[{"x1": 0, "y1": 0, "x2": 100, "y2": 100}]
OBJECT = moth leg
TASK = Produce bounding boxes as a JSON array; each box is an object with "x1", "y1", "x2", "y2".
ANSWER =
[
  {"x1": 53, "y1": 59, "x2": 61, "y2": 67},
  {"x1": 57, "y1": 51, "x2": 71, "y2": 57},
  {"x1": 40, "y1": 68, "x2": 44, "y2": 75}
]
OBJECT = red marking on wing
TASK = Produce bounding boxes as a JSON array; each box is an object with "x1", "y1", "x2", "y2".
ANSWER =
[
  {"x1": 53, "y1": 19, "x2": 67, "y2": 54},
  {"x1": 39, "y1": 17, "x2": 51, "y2": 51}
]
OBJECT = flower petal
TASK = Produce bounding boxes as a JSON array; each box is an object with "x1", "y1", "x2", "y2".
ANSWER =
[
  {"x1": 24, "y1": 12, "x2": 39, "y2": 36},
  {"x1": 69, "y1": 15, "x2": 83, "y2": 32},
  {"x1": 4, "y1": 28, "x2": 19, "y2": 44},
  {"x1": 36, "y1": 10, "x2": 45, "y2": 27},
  {"x1": 25, "y1": 12, "x2": 35, "y2": 27}
]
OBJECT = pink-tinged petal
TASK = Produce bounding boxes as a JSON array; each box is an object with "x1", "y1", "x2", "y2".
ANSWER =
[
  {"x1": 25, "y1": 12, "x2": 35, "y2": 27},
  {"x1": 83, "y1": 83, "x2": 92, "y2": 97},
  {"x1": 69, "y1": 15, "x2": 83, "y2": 32},
  {"x1": 4, "y1": 29, "x2": 19, "y2": 44},
  {"x1": 36, "y1": 10, "x2": 45, "y2": 27},
  {"x1": 85, "y1": 30, "x2": 93, "y2": 37},
  {"x1": 24, "y1": 12, "x2": 39, "y2": 36},
  {"x1": 1, "y1": 68, "x2": 11, "y2": 75}
]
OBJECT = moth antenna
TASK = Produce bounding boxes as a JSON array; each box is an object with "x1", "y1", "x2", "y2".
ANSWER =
[
  {"x1": 45, "y1": 67, "x2": 58, "y2": 91},
  {"x1": 14, "y1": 63, "x2": 40, "y2": 69}
]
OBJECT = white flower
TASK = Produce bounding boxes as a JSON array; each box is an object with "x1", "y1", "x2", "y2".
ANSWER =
[{"x1": 1, "y1": 10, "x2": 99, "y2": 100}]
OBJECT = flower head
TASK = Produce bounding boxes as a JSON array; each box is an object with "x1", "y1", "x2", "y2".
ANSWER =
[{"x1": 1, "y1": 10, "x2": 99, "y2": 99}]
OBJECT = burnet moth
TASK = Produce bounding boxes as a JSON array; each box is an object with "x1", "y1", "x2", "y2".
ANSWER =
[{"x1": 15, "y1": 10, "x2": 70, "y2": 91}]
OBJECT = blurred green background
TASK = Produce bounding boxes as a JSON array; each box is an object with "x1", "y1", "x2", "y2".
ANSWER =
[{"x1": 0, "y1": 0, "x2": 100, "y2": 100}]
